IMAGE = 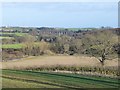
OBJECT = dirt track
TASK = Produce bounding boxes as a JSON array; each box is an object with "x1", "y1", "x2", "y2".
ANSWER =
[{"x1": 1, "y1": 55, "x2": 118, "y2": 69}]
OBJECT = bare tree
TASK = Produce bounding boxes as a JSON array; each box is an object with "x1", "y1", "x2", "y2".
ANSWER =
[{"x1": 82, "y1": 30, "x2": 118, "y2": 66}]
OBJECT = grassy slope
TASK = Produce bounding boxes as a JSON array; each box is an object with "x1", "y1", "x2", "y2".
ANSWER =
[{"x1": 2, "y1": 70, "x2": 119, "y2": 88}]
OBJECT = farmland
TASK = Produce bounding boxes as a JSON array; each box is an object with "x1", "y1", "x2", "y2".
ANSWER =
[
  {"x1": 0, "y1": 32, "x2": 27, "y2": 36},
  {"x1": 0, "y1": 36, "x2": 14, "y2": 39},
  {"x1": 2, "y1": 56, "x2": 118, "y2": 69},
  {"x1": 1, "y1": 56, "x2": 119, "y2": 79},
  {"x1": 1, "y1": 27, "x2": 119, "y2": 89},
  {"x1": 1, "y1": 1, "x2": 120, "y2": 89},
  {"x1": 2, "y1": 42, "x2": 49, "y2": 49},
  {"x1": 2, "y1": 43, "x2": 23, "y2": 49},
  {"x1": 2, "y1": 69, "x2": 119, "y2": 88}
]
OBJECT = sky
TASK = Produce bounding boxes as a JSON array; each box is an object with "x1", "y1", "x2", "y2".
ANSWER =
[{"x1": 1, "y1": 2, "x2": 118, "y2": 28}]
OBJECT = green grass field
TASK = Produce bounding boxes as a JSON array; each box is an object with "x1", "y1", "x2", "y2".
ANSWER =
[
  {"x1": 2, "y1": 44, "x2": 23, "y2": 49},
  {"x1": 2, "y1": 42, "x2": 47, "y2": 49},
  {"x1": 0, "y1": 32, "x2": 27, "y2": 36},
  {"x1": 2, "y1": 69, "x2": 119, "y2": 89},
  {"x1": 0, "y1": 36, "x2": 14, "y2": 39}
]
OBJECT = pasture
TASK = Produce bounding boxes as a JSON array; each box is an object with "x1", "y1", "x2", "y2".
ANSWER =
[
  {"x1": 0, "y1": 36, "x2": 14, "y2": 39},
  {"x1": 2, "y1": 43, "x2": 23, "y2": 49},
  {"x1": 2, "y1": 69, "x2": 119, "y2": 88},
  {"x1": 1, "y1": 27, "x2": 119, "y2": 89},
  {"x1": 2, "y1": 42, "x2": 49, "y2": 49},
  {"x1": 0, "y1": 32, "x2": 27, "y2": 36}
]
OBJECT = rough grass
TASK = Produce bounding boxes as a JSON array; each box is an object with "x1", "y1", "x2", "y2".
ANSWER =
[{"x1": 2, "y1": 56, "x2": 118, "y2": 69}]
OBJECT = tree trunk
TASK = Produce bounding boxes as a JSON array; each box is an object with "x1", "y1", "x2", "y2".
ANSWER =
[{"x1": 99, "y1": 49, "x2": 106, "y2": 66}]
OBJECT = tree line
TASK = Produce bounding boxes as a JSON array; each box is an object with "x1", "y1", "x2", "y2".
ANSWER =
[{"x1": 2, "y1": 29, "x2": 119, "y2": 66}]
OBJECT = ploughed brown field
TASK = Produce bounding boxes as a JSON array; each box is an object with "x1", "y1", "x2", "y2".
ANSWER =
[{"x1": 1, "y1": 55, "x2": 118, "y2": 69}]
